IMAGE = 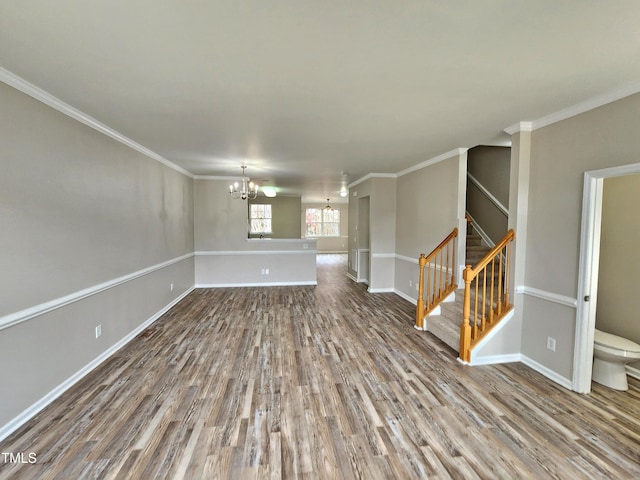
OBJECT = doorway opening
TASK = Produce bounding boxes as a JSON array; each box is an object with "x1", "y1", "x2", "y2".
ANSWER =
[{"x1": 574, "y1": 162, "x2": 640, "y2": 393}]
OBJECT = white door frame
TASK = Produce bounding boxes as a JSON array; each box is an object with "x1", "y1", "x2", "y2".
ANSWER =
[{"x1": 574, "y1": 162, "x2": 640, "y2": 393}]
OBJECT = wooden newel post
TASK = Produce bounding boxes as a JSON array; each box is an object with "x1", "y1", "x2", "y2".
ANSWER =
[
  {"x1": 415, "y1": 254, "x2": 427, "y2": 330},
  {"x1": 459, "y1": 264, "x2": 473, "y2": 362}
]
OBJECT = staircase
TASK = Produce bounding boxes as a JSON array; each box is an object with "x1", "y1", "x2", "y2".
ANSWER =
[{"x1": 426, "y1": 231, "x2": 490, "y2": 352}]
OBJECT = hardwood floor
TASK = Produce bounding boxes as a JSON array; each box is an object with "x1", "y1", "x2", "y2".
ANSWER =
[{"x1": 2, "y1": 254, "x2": 640, "y2": 479}]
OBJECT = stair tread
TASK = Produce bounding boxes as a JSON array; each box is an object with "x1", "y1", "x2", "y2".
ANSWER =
[
  {"x1": 427, "y1": 314, "x2": 459, "y2": 352},
  {"x1": 419, "y1": 227, "x2": 508, "y2": 354},
  {"x1": 466, "y1": 235, "x2": 482, "y2": 246},
  {"x1": 466, "y1": 245, "x2": 492, "y2": 252}
]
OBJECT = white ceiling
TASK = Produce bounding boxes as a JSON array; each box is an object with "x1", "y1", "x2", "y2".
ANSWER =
[{"x1": 2, "y1": 1, "x2": 640, "y2": 202}]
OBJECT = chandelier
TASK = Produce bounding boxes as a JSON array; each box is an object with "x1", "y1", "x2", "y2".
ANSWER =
[
  {"x1": 324, "y1": 198, "x2": 333, "y2": 211},
  {"x1": 229, "y1": 165, "x2": 259, "y2": 200}
]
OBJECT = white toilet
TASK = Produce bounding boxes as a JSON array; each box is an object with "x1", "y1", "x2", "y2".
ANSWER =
[{"x1": 592, "y1": 328, "x2": 640, "y2": 391}]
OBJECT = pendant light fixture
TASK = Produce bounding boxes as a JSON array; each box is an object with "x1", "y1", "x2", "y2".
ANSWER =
[{"x1": 229, "y1": 165, "x2": 259, "y2": 200}]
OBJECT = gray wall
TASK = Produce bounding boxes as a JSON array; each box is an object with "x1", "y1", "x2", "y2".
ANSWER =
[
  {"x1": 249, "y1": 195, "x2": 302, "y2": 239},
  {"x1": 395, "y1": 157, "x2": 461, "y2": 301},
  {"x1": 0, "y1": 83, "x2": 195, "y2": 429},
  {"x1": 347, "y1": 195, "x2": 370, "y2": 281},
  {"x1": 396, "y1": 158, "x2": 460, "y2": 257},
  {"x1": 194, "y1": 180, "x2": 316, "y2": 286},
  {"x1": 520, "y1": 92, "x2": 640, "y2": 380},
  {"x1": 466, "y1": 146, "x2": 510, "y2": 245},
  {"x1": 194, "y1": 179, "x2": 249, "y2": 251},
  {"x1": 348, "y1": 180, "x2": 372, "y2": 279},
  {"x1": 369, "y1": 177, "x2": 397, "y2": 291},
  {"x1": 596, "y1": 174, "x2": 640, "y2": 344},
  {"x1": 347, "y1": 177, "x2": 396, "y2": 291},
  {"x1": 467, "y1": 146, "x2": 510, "y2": 205}
]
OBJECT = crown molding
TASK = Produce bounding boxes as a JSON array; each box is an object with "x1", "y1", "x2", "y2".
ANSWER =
[
  {"x1": 348, "y1": 172, "x2": 397, "y2": 189},
  {"x1": 0, "y1": 67, "x2": 193, "y2": 178},
  {"x1": 349, "y1": 147, "x2": 469, "y2": 189},
  {"x1": 532, "y1": 79, "x2": 640, "y2": 131},
  {"x1": 396, "y1": 148, "x2": 468, "y2": 177},
  {"x1": 505, "y1": 79, "x2": 640, "y2": 135},
  {"x1": 504, "y1": 121, "x2": 533, "y2": 135},
  {"x1": 194, "y1": 175, "x2": 242, "y2": 181}
]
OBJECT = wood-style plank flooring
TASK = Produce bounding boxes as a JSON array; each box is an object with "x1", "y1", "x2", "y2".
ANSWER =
[{"x1": 1, "y1": 254, "x2": 640, "y2": 479}]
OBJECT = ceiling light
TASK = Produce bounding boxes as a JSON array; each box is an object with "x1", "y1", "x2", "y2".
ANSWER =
[
  {"x1": 339, "y1": 189, "x2": 348, "y2": 198},
  {"x1": 262, "y1": 186, "x2": 277, "y2": 198},
  {"x1": 324, "y1": 198, "x2": 333, "y2": 211},
  {"x1": 229, "y1": 165, "x2": 258, "y2": 200}
]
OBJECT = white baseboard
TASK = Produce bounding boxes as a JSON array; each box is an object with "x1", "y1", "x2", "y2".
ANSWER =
[
  {"x1": 367, "y1": 287, "x2": 394, "y2": 293},
  {"x1": 393, "y1": 289, "x2": 417, "y2": 305},
  {"x1": 520, "y1": 354, "x2": 573, "y2": 390},
  {"x1": 0, "y1": 286, "x2": 195, "y2": 442},
  {"x1": 626, "y1": 364, "x2": 640, "y2": 380},
  {"x1": 346, "y1": 272, "x2": 358, "y2": 282},
  {"x1": 458, "y1": 352, "x2": 573, "y2": 391},
  {"x1": 466, "y1": 353, "x2": 521, "y2": 366},
  {"x1": 195, "y1": 281, "x2": 317, "y2": 288}
]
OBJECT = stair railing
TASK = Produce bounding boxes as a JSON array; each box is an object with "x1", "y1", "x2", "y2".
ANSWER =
[
  {"x1": 415, "y1": 228, "x2": 458, "y2": 330},
  {"x1": 459, "y1": 229, "x2": 515, "y2": 362}
]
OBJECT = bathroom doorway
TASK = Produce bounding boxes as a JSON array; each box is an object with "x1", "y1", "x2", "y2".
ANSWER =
[{"x1": 575, "y1": 163, "x2": 640, "y2": 393}]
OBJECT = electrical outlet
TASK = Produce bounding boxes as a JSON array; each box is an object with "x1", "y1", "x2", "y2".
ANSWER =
[
  {"x1": 546, "y1": 336, "x2": 556, "y2": 352},
  {"x1": 409, "y1": 280, "x2": 413, "y2": 287},
  {"x1": 95, "y1": 325, "x2": 102, "y2": 339},
  {"x1": 170, "y1": 283, "x2": 174, "y2": 291},
  {"x1": 265, "y1": 268, "x2": 269, "y2": 275}
]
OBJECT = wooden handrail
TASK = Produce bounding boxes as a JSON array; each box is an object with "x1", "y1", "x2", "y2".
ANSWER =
[
  {"x1": 465, "y1": 229, "x2": 514, "y2": 276},
  {"x1": 423, "y1": 228, "x2": 459, "y2": 265},
  {"x1": 415, "y1": 228, "x2": 458, "y2": 330},
  {"x1": 459, "y1": 229, "x2": 515, "y2": 362}
]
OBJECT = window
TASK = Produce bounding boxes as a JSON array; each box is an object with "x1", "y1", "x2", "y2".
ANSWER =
[
  {"x1": 249, "y1": 204, "x2": 272, "y2": 234},
  {"x1": 305, "y1": 207, "x2": 340, "y2": 237}
]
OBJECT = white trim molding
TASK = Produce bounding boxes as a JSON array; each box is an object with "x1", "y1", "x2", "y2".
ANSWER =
[
  {"x1": 515, "y1": 285, "x2": 577, "y2": 308},
  {"x1": 396, "y1": 148, "x2": 468, "y2": 177},
  {"x1": 368, "y1": 287, "x2": 394, "y2": 293},
  {"x1": 196, "y1": 281, "x2": 317, "y2": 288},
  {"x1": 467, "y1": 173, "x2": 509, "y2": 217},
  {"x1": 574, "y1": 161, "x2": 640, "y2": 393},
  {"x1": 0, "y1": 253, "x2": 195, "y2": 332},
  {"x1": 462, "y1": 353, "x2": 521, "y2": 367},
  {"x1": 460, "y1": 352, "x2": 572, "y2": 390},
  {"x1": 521, "y1": 355, "x2": 573, "y2": 390},
  {"x1": 395, "y1": 254, "x2": 419, "y2": 264},
  {"x1": 371, "y1": 253, "x2": 396, "y2": 259},
  {"x1": 532, "y1": 80, "x2": 640, "y2": 131},
  {"x1": 194, "y1": 175, "x2": 242, "y2": 181},
  {"x1": 394, "y1": 289, "x2": 417, "y2": 305},
  {"x1": 195, "y1": 249, "x2": 317, "y2": 256},
  {"x1": 0, "y1": 67, "x2": 193, "y2": 178},
  {"x1": 0, "y1": 286, "x2": 195, "y2": 442},
  {"x1": 627, "y1": 364, "x2": 640, "y2": 381},
  {"x1": 505, "y1": 79, "x2": 640, "y2": 135},
  {"x1": 348, "y1": 148, "x2": 469, "y2": 188},
  {"x1": 504, "y1": 121, "x2": 533, "y2": 135},
  {"x1": 465, "y1": 212, "x2": 495, "y2": 249},
  {"x1": 348, "y1": 173, "x2": 397, "y2": 189}
]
